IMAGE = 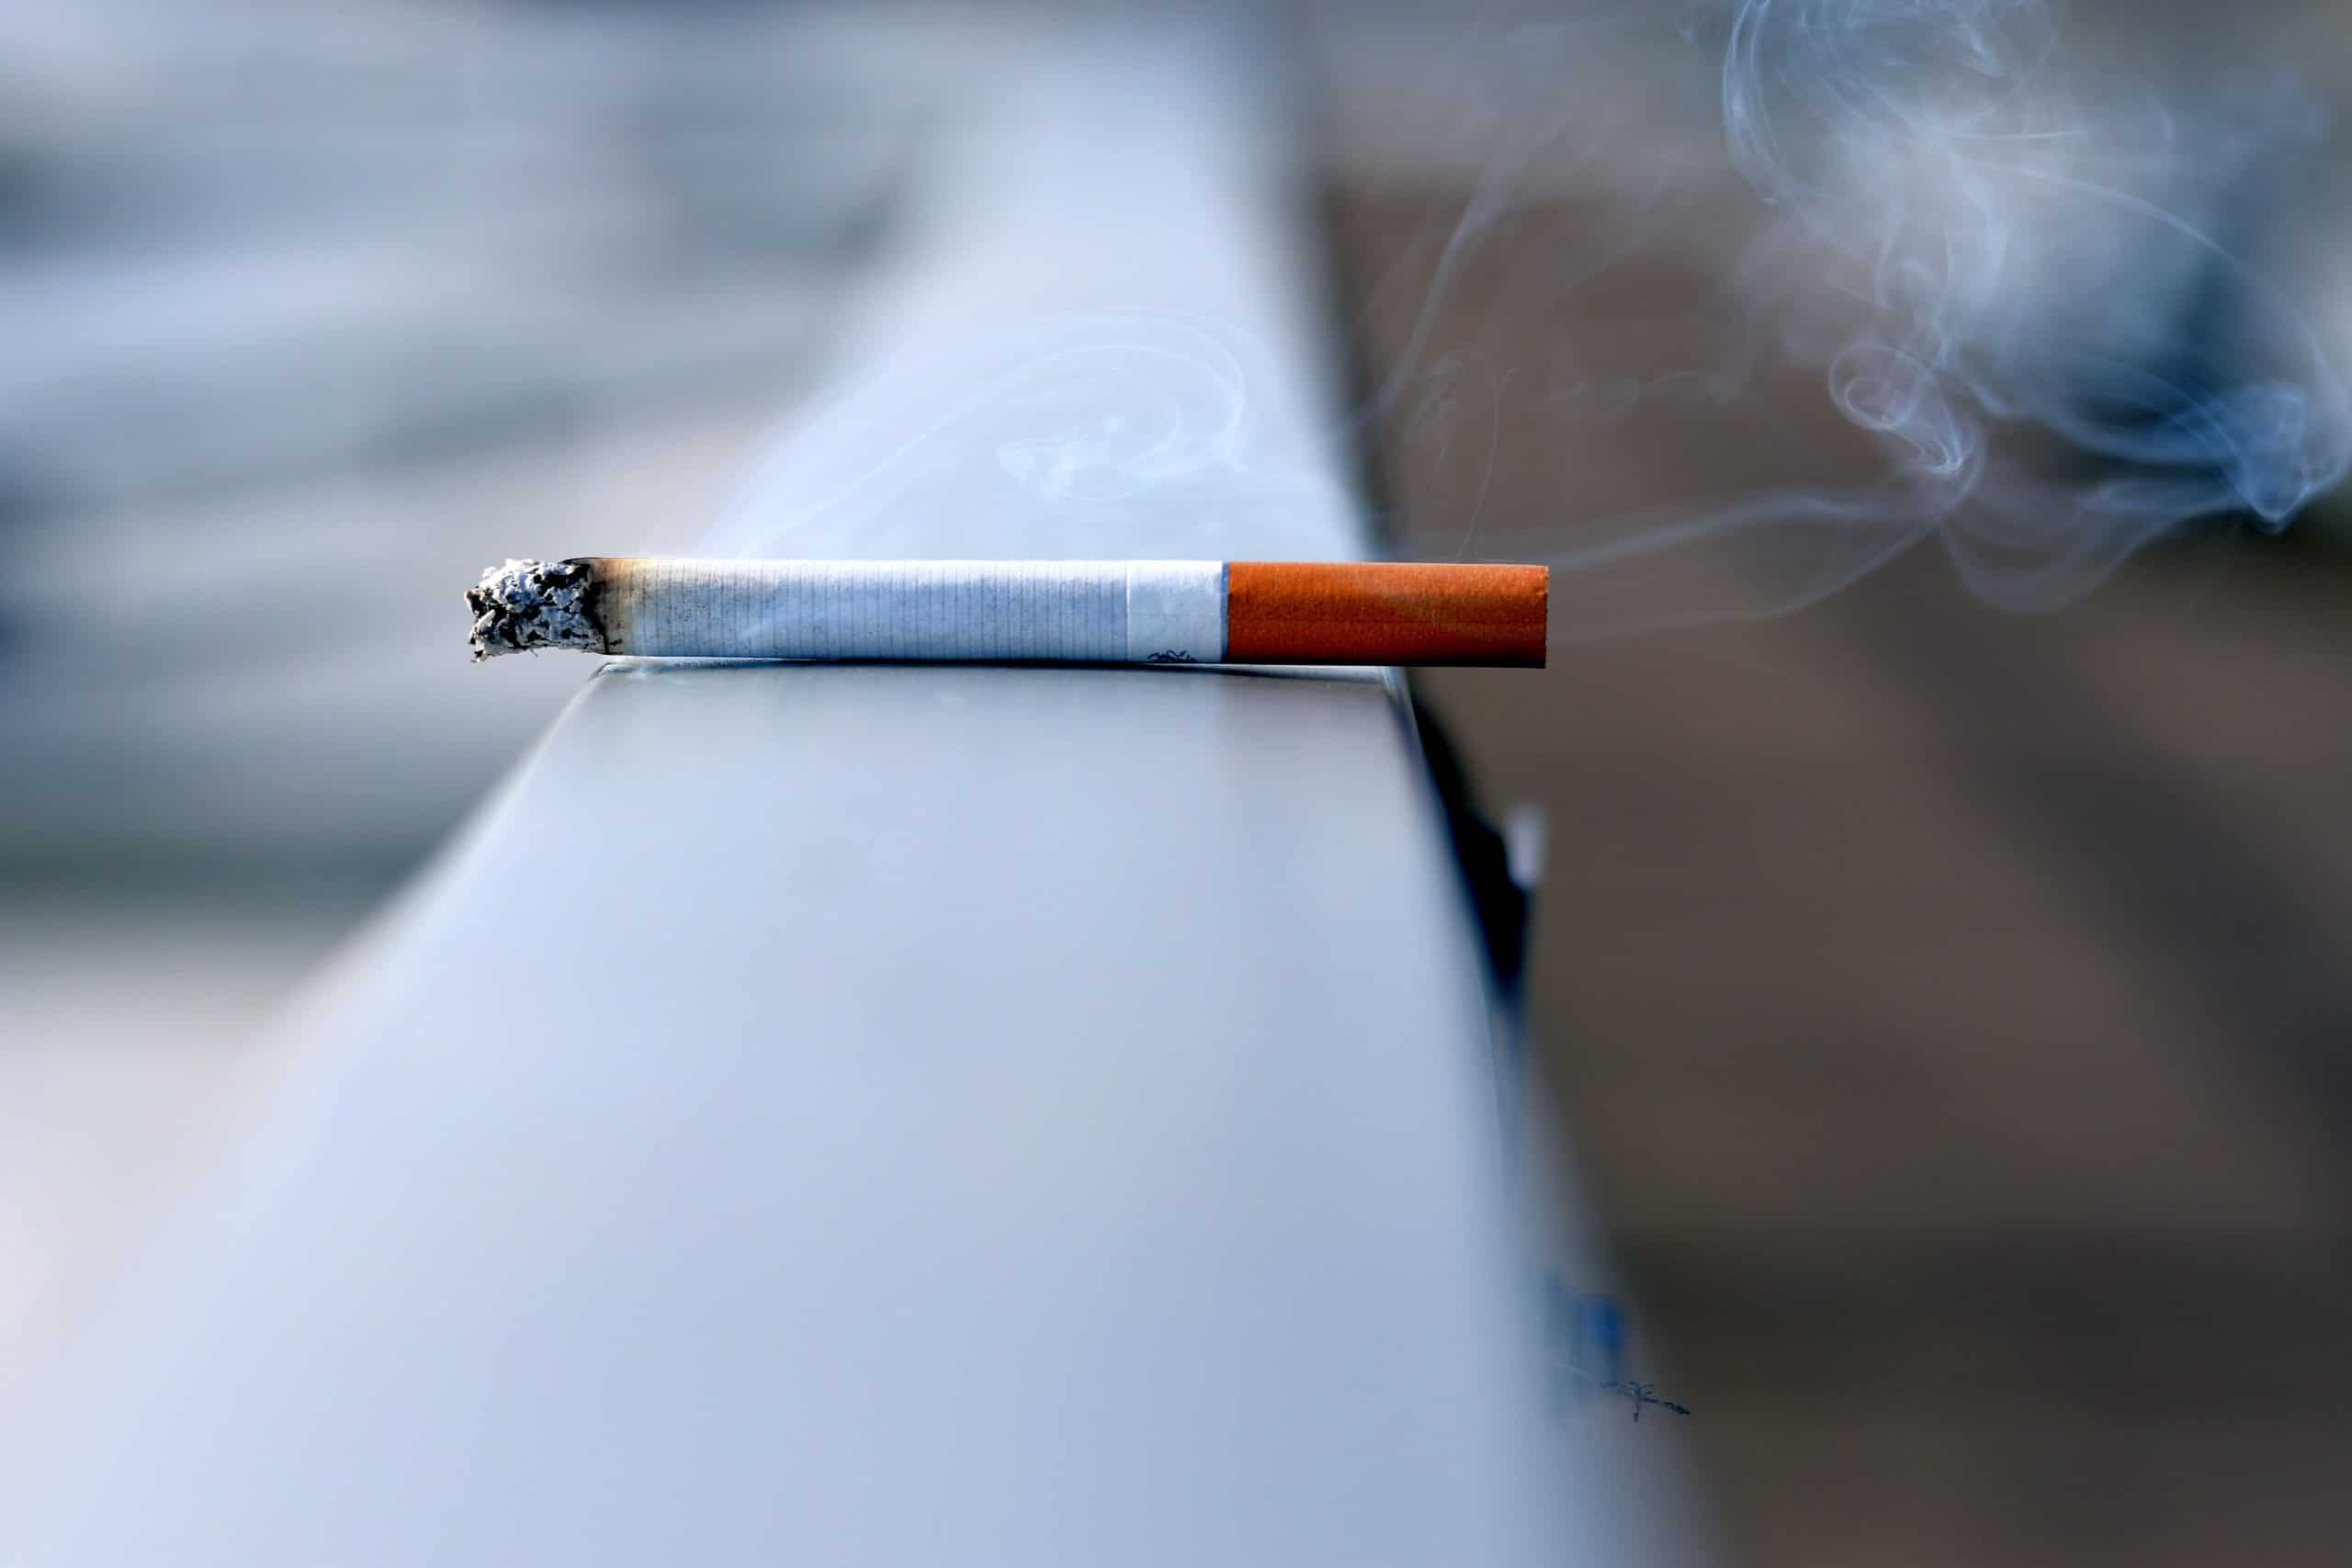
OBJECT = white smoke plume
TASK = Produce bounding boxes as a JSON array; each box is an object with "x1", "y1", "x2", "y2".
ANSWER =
[
  {"x1": 700, "y1": 5, "x2": 2349, "y2": 631},
  {"x1": 1383, "y1": 0, "x2": 2349, "y2": 626}
]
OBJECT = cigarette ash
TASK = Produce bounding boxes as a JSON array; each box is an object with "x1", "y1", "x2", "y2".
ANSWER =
[{"x1": 466, "y1": 558, "x2": 603, "y2": 660}]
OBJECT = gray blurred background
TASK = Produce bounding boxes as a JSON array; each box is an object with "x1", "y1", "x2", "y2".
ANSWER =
[{"x1": 7, "y1": 2, "x2": 2352, "y2": 1563}]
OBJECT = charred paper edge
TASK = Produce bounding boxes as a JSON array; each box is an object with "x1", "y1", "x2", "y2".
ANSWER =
[{"x1": 466, "y1": 558, "x2": 606, "y2": 660}]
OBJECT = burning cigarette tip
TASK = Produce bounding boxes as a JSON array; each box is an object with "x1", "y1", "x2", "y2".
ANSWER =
[{"x1": 466, "y1": 558, "x2": 601, "y2": 662}]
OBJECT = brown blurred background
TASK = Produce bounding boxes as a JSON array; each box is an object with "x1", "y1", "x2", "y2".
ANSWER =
[{"x1": 1338, "y1": 181, "x2": 2352, "y2": 1568}]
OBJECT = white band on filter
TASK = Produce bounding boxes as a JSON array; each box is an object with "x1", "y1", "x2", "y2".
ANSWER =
[
  {"x1": 1124, "y1": 560, "x2": 1226, "y2": 663},
  {"x1": 599, "y1": 559, "x2": 1226, "y2": 662}
]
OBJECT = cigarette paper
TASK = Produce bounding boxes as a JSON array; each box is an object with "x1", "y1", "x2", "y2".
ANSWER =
[{"x1": 468, "y1": 558, "x2": 1546, "y2": 667}]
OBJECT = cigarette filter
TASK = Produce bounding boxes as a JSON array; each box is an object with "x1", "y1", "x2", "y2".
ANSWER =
[{"x1": 468, "y1": 558, "x2": 1546, "y2": 667}]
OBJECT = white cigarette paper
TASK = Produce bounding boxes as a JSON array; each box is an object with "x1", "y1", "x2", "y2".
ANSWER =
[{"x1": 469, "y1": 558, "x2": 1225, "y2": 664}]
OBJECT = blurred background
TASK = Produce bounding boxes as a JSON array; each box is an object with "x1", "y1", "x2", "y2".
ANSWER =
[{"x1": 6, "y1": 2, "x2": 2351, "y2": 1563}]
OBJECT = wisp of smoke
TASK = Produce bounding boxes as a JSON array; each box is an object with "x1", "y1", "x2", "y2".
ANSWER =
[
  {"x1": 698, "y1": 308, "x2": 1355, "y2": 561},
  {"x1": 701, "y1": 4, "x2": 2346, "y2": 633},
  {"x1": 1533, "y1": 0, "x2": 2348, "y2": 621}
]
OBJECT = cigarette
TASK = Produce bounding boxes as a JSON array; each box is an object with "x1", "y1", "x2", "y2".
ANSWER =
[{"x1": 467, "y1": 558, "x2": 1547, "y2": 667}]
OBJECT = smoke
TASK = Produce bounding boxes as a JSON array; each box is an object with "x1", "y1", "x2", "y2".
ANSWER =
[
  {"x1": 697, "y1": 4, "x2": 2348, "y2": 631},
  {"x1": 698, "y1": 308, "x2": 1357, "y2": 561},
  {"x1": 1427, "y1": 0, "x2": 2349, "y2": 627}
]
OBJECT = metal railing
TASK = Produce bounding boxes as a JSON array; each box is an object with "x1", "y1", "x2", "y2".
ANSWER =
[{"x1": 6, "y1": 20, "x2": 1693, "y2": 1565}]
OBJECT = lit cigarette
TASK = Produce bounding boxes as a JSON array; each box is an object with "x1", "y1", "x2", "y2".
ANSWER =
[{"x1": 468, "y1": 558, "x2": 1547, "y2": 667}]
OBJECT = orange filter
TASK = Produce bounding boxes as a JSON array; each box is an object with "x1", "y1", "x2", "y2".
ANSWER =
[{"x1": 1224, "y1": 562, "x2": 1548, "y2": 666}]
